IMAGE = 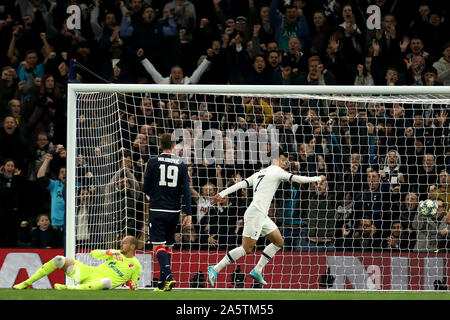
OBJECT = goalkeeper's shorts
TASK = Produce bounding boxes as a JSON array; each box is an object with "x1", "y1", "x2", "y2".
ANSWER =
[{"x1": 67, "y1": 260, "x2": 103, "y2": 284}]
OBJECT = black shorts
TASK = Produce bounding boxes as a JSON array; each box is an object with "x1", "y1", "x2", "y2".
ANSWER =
[{"x1": 148, "y1": 210, "x2": 180, "y2": 245}]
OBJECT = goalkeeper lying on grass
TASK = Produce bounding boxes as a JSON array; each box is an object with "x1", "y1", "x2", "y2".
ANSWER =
[{"x1": 13, "y1": 236, "x2": 142, "y2": 290}]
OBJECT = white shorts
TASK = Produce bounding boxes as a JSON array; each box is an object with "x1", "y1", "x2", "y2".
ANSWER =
[{"x1": 242, "y1": 206, "x2": 278, "y2": 240}]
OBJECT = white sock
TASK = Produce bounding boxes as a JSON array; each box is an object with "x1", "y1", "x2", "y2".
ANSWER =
[
  {"x1": 214, "y1": 246, "x2": 246, "y2": 272},
  {"x1": 254, "y1": 243, "x2": 281, "y2": 274}
]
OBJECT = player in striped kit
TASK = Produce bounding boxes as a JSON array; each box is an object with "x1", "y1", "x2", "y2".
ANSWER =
[{"x1": 208, "y1": 151, "x2": 326, "y2": 287}]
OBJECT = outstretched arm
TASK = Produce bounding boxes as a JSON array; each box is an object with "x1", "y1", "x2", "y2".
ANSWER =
[
  {"x1": 211, "y1": 176, "x2": 253, "y2": 204},
  {"x1": 187, "y1": 56, "x2": 211, "y2": 84},
  {"x1": 90, "y1": 249, "x2": 123, "y2": 261},
  {"x1": 290, "y1": 174, "x2": 325, "y2": 184},
  {"x1": 137, "y1": 48, "x2": 166, "y2": 84}
]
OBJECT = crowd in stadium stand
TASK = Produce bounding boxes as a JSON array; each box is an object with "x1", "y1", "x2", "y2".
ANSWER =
[{"x1": 0, "y1": 0, "x2": 449, "y2": 252}]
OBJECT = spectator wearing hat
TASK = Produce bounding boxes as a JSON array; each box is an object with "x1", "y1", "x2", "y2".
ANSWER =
[
  {"x1": 269, "y1": 0, "x2": 310, "y2": 52},
  {"x1": 234, "y1": 15, "x2": 251, "y2": 44}
]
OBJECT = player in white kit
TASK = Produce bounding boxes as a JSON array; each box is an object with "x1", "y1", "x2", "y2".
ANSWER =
[{"x1": 208, "y1": 152, "x2": 326, "y2": 286}]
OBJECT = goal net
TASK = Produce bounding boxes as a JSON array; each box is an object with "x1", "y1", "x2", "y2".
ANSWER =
[{"x1": 67, "y1": 84, "x2": 450, "y2": 290}]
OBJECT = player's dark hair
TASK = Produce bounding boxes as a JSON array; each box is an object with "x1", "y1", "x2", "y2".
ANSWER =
[{"x1": 159, "y1": 132, "x2": 175, "y2": 151}]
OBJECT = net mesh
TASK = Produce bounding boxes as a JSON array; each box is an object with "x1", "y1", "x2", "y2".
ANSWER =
[{"x1": 73, "y1": 89, "x2": 450, "y2": 290}]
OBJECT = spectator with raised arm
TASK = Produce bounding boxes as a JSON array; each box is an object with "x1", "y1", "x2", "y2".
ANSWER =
[
  {"x1": 269, "y1": 0, "x2": 310, "y2": 52},
  {"x1": 36, "y1": 148, "x2": 66, "y2": 232},
  {"x1": 137, "y1": 48, "x2": 211, "y2": 84},
  {"x1": 285, "y1": 55, "x2": 336, "y2": 85}
]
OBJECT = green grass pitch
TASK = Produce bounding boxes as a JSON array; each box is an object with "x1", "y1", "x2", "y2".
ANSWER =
[{"x1": 1, "y1": 288, "x2": 450, "y2": 300}]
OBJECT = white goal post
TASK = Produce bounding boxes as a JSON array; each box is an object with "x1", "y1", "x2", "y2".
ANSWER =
[{"x1": 66, "y1": 84, "x2": 450, "y2": 290}]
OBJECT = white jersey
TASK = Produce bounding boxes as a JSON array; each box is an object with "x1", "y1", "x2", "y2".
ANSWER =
[{"x1": 219, "y1": 165, "x2": 322, "y2": 216}]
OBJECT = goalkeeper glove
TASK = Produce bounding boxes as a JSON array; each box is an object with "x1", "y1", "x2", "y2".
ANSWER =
[{"x1": 125, "y1": 280, "x2": 137, "y2": 291}]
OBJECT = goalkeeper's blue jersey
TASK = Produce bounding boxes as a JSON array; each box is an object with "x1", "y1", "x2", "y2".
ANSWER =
[{"x1": 143, "y1": 153, "x2": 192, "y2": 216}]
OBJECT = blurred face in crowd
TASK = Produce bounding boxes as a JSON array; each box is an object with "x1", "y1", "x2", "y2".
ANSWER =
[
  {"x1": 410, "y1": 38, "x2": 424, "y2": 55},
  {"x1": 299, "y1": 143, "x2": 308, "y2": 159},
  {"x1": 260, "y1": 6, "x2": 270, "y2": 21},
  {"x1": 391, "y1": 222, "x2": 403, "y2": 238},
  {"x1": 367, "y1": 171, "x2": 380, "y2": 191},
  {"x1": 424, "y1": 70, "x2": 437, "y2": 84},
  {"x1": 201, "y1": 183, "x2": 216, "y2": 198},
  {"x1": 79, "y1": 188, "x2": 90, "y2": 205},
  {"x1": 422, "y1": 154, "x2": 435, "y2": 172},
  {"x1": 411, "y1": 55, "x2": 425, "y2": 71},
  {"x1": 170, "y1": 66, "x2": 184, "y2": 84},
  {"x1": 140, "y1": 98, "x2": 153, "y2": 115},
  {"x1": 443, "y1": 46, "x2": 450, "y2": 63},
  {"x1": 267, "y1": 42, "x2": 278, "y2": 52},
  {"x1": 36, "y1": 133, "x2": 49, "y2": 148},
  {"x1": 361, "y1": 219, "x2": 374, "y2": 236},
  {"x1": 315, "y1": 180, "x2": 328, "y2": 196},
  {"x1": 346, "y1": 104, "x2": 357, "y2": 120},
  {"x1": 3, "y1": 116, "x2": 16, "y2": 134},
  {"x1": 308, "y1": 58, "x2": 320, "y2": 76},
  {"x1": 182, "y1": 225, "x2": 197, "y2": 243},
  {"x1": 225, "y1": 18, "x2": 235, "y2": 30},
  {"x1": 385, "y1": 68, "x2": 398, "y2": 84},
  {"x1": 45, "y1": 75, "x2": 55, "y2": 89},
  {"x1": 142, "y1": 7, "x2": 155, "y2": 23},
  {"x1": 121, "y1": 155, "x2": 132, "y2": 169},
  {"x1": 382, "y1": 14, "x2": 396, "y2": 31},
  {"x1": 105, "y1": 13, "x2": 117, "y2": 28},
  {"x1": 405, "y1": 193, "x2": 418, "y2": 211},
  {"x1": 288, "y1": 37, "x2": 301, "y2": 54},
  {"x1": 246, "y1": 41, "x2": 253, "y2": 54},
  {"x1": 429, "y1": 13, "x2": 441, "y2": 27},
  {"x1": 313, "y1": 12, "x2": 326, "y2": 29},
  {"x1": 58, "y1": 167, "x2": 66, "y2": 184},
  {"x1": 212, "y1": 40, "x2": 221, "y2": 54},
  {"x1": 285, "y1": 7, "x2": 298, "y2": 24},
  {"x1": 438, "y1": 170, "x2": 449, "y2": 187},
  {"x1": 9, "y1": 99, "x2": 21, "y2": 117},
  {"x1": 418, "y1": 5, "x2": 430, "y2": 20},
  {"x1": 37, "y1": 215, "x2": 51, "y2": 231},
  {"x1": 351, "y1": 153, "x2": 361, "y2": 166},
  {"x1": 387, "y1": 151, "x2": 399, "y2": 168},
  {"x1": 267, "y1": 51, "x2": 279, "y2": 68},
  {"x1": 235, "y1": 19, "x2": 247, "y2": 32},
  {"x1": 130, "y1": 0, "x2": 143, "y2": 12},
  {"x1": 413, "y1": 114, "x2": 424, "y2": 128},
  {"x1": 342, "y1": 5, "x2": 353, "y2": 22},
  {"x1": 25, "y1": 52, "x2": 38, "y2": 69},
  {"x1": 415, "y1": 139, "x2": 424, "y2": 153},
  {"x1": 253, "y1": 56, "x2": 266, "y2": 73},
  {"x1": 3, "y1": 160, "x2": 15, "y2": 176}
]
